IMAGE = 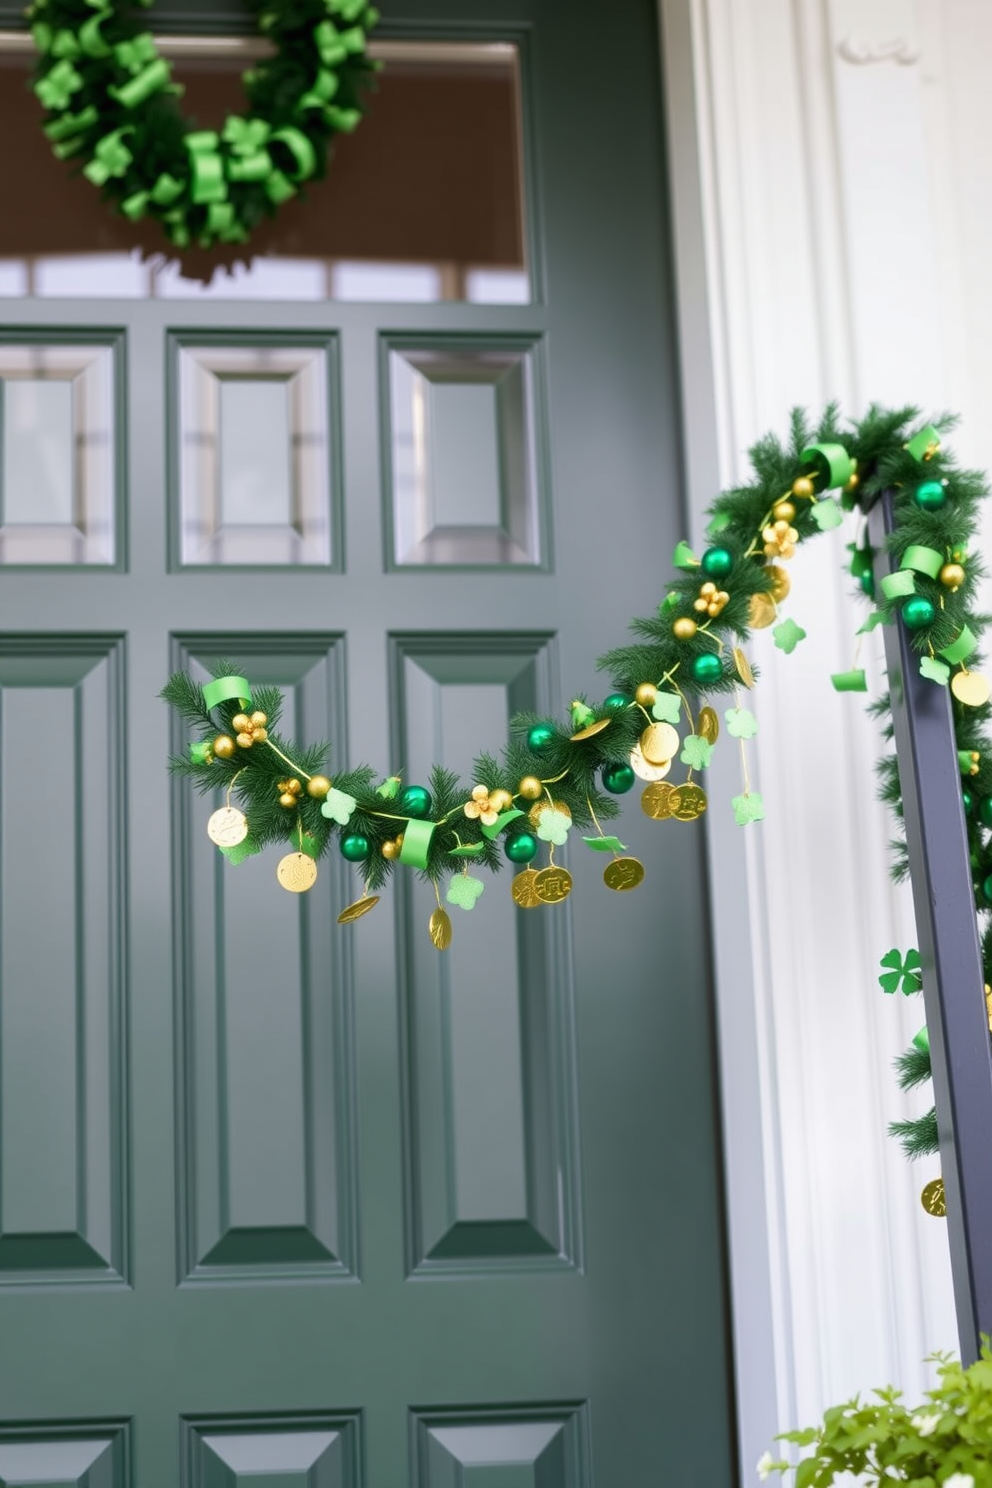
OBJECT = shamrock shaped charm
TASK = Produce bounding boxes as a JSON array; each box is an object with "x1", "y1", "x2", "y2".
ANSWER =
[
  {"x1": 878, "y1": 948, "x2": 923, "y2": 995},
  {"x1": 920, "y1": 656, "x2": 950, "y2": 685},
  {"x1": 536, "y1": 808, "x2": 572, "y2": 846},
  {"x1": 321, "y1": 787, "x2": 357, "y2": 825},
  {"x1": 446, "y1": 873, "x2": 485, "y2": 911},
  {"x1": 724, "y1": 707, "x2": 758, "y2": 739},
  {"x1": 810, "y1": 498, "x2": 844, "y2": 531},
  {"x1": 732, "y1": 792, "x2": 765, "y2": 825},
  {"x1": 773, "y1": 618, "x2": 807, "y2": 654},
  {"x1": 652, "y1": 691, "x2": 682, "y2": 724},
  {"x1": 680, "y1": 735, "x2": 713, "y2": 770}
]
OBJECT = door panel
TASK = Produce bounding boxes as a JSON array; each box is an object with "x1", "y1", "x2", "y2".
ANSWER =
[{"x1": 0, "y1": 2, "x2": 736, "y2": 1483}]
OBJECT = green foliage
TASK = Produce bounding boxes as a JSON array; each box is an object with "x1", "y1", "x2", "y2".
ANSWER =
[
  {"x1": 889, "y1": 1106, "x2": 939, "y2": 1159},
  {"x1": 895, "y1": 1043, "x2": 934, "y2": 1091}
]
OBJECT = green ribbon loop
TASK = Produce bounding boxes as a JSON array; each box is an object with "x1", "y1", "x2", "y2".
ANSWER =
[
  {"x1": 271, "y1": 126, "x2": 318, "y2": 181},
  {"x1": 186, "y1": 132, "x2": 227, "y2": 204},
  {"x1": 31, "y1": 23, "x2": 53, "y2": 52},
  {"x1": 338, "y1": 23, "x2": 367, "y2": 49},
  {"x1": 324, "y1": 105, "x2": 361, "y2": 132},
  {"x1": 78, "y1": 11, "x2": 112, "y2": 57},
  {"x1": 905, "y1": 424, "x2": 942, "y2": 463},
  {"x1": 227, "y1": 151, "x2": 271, "y2": 182},
  {"x1": 265, "y1": 170, "x2": 296, "y2": 204},
  {"x1": 939, "y1": 625, "x2": 978, "y2": 666},
  {"x1": 880, "y1": 570, "x2": 916, "y2": 601},
  {"x1": 399, "y1": 818, "x2": 435, "y2": 869},
  {"x1": 315, "y1": 19, "x2": 348, "y2": 63},
  {"x1": 109, "y1": 57, "x2": 171, "y2": 109},
  {"x1": 800, "y1": 442, "x2": 855, "y2": 490},
  {"x1": 831, "y1": 669, "x2": 868, "y2": 693},
  {"x1": 121, "y1": 190, "x2": 150, "y2": 220},
  {"x1": 150, "y1": 172, "x2": 184, "y2": 205},
  {"x1": 900, "y1": 545, "x2": 943, "y2": 579},
  {"x1": 190, "y1": 742, "x2": 213, "y2": 764},
  {"x1": 299, "y1": 68, "x2": 340, "y2": 109},
  {"x1": 481, "y1": 808, "x2": 525, "y2": 840},
  {"x1": 83, "y1": 128, "x2": 134, "y2": 186},
  {"x1": 114, "y1": 34, "x2": 158, "y2": 73},
  {"x1": 202, "y1": 675, "x2": 252, "y2": 710},
  {"x1": 44, "y1": 105, "x2": 98, "y2": 141},
  {"x1": 912, "y1": 1026, "x2": 930, "y2": 1054},
  {"x1": 35, "y1": 59, "x2": 83, "y2": 110}
]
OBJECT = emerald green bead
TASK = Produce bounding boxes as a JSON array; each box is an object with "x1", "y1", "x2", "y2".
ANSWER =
[
  {"x1": 340, "y1": 833, "x2": 370, "y2": 862},
  {"x1": 700, "y1": 545, "x2": 733, "y2": 579},
  {"x1": 982, "y1": 873, "x2": 992, "y2": 906},
  {"x1": 914, "y1": 479, "x2": 947, "y2": 511},
  {"x1": 505, "y1": 831, "x2": 538, "y2": 864},
  {"x1": 398, "y1": 784, "x2": 432, "y2": 818},
  {"x1": 691, "y1": 653, "x2": 723, "y2": 685},
  {"x1": 859, "y1": 570, "x2": 875, "y2": 597},
  {"x1": 602, "y1": 762, "x2": 635, "y2": 794},
  {"x1": 979, "y1": 797, "x2": 992, "y2": 829},
  {"x1": 527, "y1": 723, "x2": 556, "y2": 753},
  {"x1": 963, "y1": 789, "x2": 974, "y2": 815},
  {"x1": 603, "y1": 692, "x2": 630, "y2": 712},
  {"x1": 901, "y1": 596, "x2": 936, "y2": 630}
]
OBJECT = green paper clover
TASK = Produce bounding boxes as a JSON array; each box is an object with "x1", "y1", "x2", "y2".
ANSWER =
[
  {"x1": 321, "y1": 787, "x2": 357, "y2": 825},
  {"x1": 725, "y1": 707, "x2": 758, "y2": 739},
  {"x1": 878, "y1": 948, "x2": 922, "y2": 996},
  {"x1": 732, "y1": 793, "x2": 765, "y2": 825},
  {"x1": 857, "y1": 610, "x2": 888, "y2": 635},
  {"x1": 810, "y1": 498, "x2": 844, "y2": 531},
  {"x1": 773, "y1": 618, "x2": 807, "y2": 654},
  {"x1": 376, "y1": 776, "x2": 401, "y2": 799},
  {"x1": 680, "y1": 735, "x2": 713, "y2": 770},
  {"x1": 115, "y1": 34, "x2": 158, "y2": 73},
  {"x1": 652, "y1": 691, "x2": 682, "y2": 723},
  {"x1": 448, "y1": 842, "x2": 485, "y2": 857},
  {"x1": 921, "y1": 656, "x2": 950, "y2": 685},
  {"x1": 583, "y1": 835, "x2": 627, "y2": 853},
  {"x1": 36, "y1": 58, "x2": 83, "y2": 109},
  {"x1": 536, "y1": 808, "x2": 572, "y2": 845},
  {"x1": 447, "y1": 873, "x2": 485, "y2": 910}
]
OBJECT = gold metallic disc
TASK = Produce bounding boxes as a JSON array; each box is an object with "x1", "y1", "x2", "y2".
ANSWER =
[
  {"x1": 511, "y1": 868, "x2": 543, "y2": 909},
  {"x1": 534, "y1": 866, "x2": 573, "y2": 904},
  {"x1": 641, "y1": 782, "x2": 681, "y2": 820},
  {"x1": 698, "y1": 706, "x2": 720, "y2": 744},
  {"x1": 767, "y1": 563, "x2": 791, "y2": 602},
  {"x1": 571, "y1": 717, "x2": 611, "y2": 741},
  {"x1": 527, "y1": 798, "x2": 572, "y2": 829},
  {"x1": 749, "y1": 592, "x2": 777, "y2": 630},
  {"x1": 206, "y1": 805, "x2": 249, "y2": 848},
  {"x1": 640, "y1": 722, "x2": 680, "y2": 766},
  {"x1": 733, "y1": 647, "x2": 755, "y2": 688},
  {"x1": 429, "y1": 907, "x2": 453, "y2": 950},
  {"x1": 672, "y1": 783, "x2": 708, "y2": 821},
  {"x1": 629, "y1": 744, "x2": 671, "y2": 782},
  {"x1": 921, "y1": 1177, "x2": 946, "y2": 1217},
  {"x1": 603, "y1": 856, "x2": 645, "y2": 892},
  {"x1": 951, "y1": 670, "x2": 992, "y2": 707},
  {"x1": 276, "y1": 851, "x2": 318, "y2": 893},
  {"x1": 337, "y1": 895, "x2": 380, "y2": 924}
]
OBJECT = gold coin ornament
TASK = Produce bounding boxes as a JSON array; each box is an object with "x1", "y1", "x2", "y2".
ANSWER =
[
  {"x1": 749, "y1": 592, "x2": 777, "y2": 630},
  {"x1": 429, "y1": 907, "x2": 453, "y2": 950},
  {"x1": 640, "y1": 722, "x2": 680, "y2": 766},
  {"x1": 921, "y1": 1177, "x2": 946, "y2": 1217},
  {"x1": 629, "y1": 744, "x2": 672, "y2": 782},
  {"x1": 603, "y1": 856, "x2": 645, "y2": 892},
  {"x1": 672, "y1": 783, "x2": 708, "y2": 821},
  {"x1": 767, "y1": 563, "x2": 791, "y2": 602},
  {"x1": 571, "y1": 717, "x2": 612, "y2": 741},
  {"x1": 337, "y1": 895, "x2": 380, "y2": 924},
  {"x1": 641, "y1": 782, "x2": 682, "y2": 820},
  {"x1": 534, "y1": 866, "x2": 573, "y2": 904},
  {"x1": 276, "y1": 852, "x2": 318, "y2": 893},
  {"x1": 733, "y1": 647, "x2": 755, "y2": 688},
  {"x1": 951, "y1": 670, "x2": 992, "y2": 707},
  {"x1": 698, "y1": 706, "x2": 720, "y2": 744},
  {"x1": 206, "y1": 805, "x2": 249, "y2": 848},
  {"x1": 511, "y1": 868, "x2": 543, "y2": 909}
]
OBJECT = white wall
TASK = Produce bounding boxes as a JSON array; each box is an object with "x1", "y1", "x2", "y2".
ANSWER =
[{"x1": 659, "y1": 0, "x2": 992, "y2": 1477}]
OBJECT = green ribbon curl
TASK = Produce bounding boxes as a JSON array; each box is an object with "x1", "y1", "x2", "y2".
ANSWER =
[
  {"x1": 939, "y1": 626, "x2": 978, "y2": 666},
  {"x1": 399, "y1": 818, "x2": 436, "y2": 869},
  {"x1": 272, "y1": 126, "x2": 318, "y2": 181},
  {"x1": 78, "y1": 11, "x2": 112, "y2": 57},
  {"x1": 912, "y1": 1026, "x2": 930, "y2": 1054},
  {"x1": 900, "y1": 545, "x2": 943, "y2": 580},
  {"x1": 83, "y1": 128, "x2": 134, "y2": 186},
  {"x1": 150, "y1": 173, "x2": 184, "y2": 206},
  {"x1": 831, "y1": 669, "x2": 868, "y2": 693},
  {"x1": 202, "y1": 675, "x2": 252, "y2": 710},
  {"x1": 44, "y1": 105, "x2": 98, "y2": 141},
  {"x1": 880, "y1": 570, "x2": 917, "y2": 601},
  {"x1": 315, "y1": 20, "x2": 348, "y2": 64},
  {"x1": 190, "y1": 742, "x2": 213, "y2": 764},
  {"x1": 109, "y1": 57, "x2": 171, "y2": 109},
  {"x1": 800, "y1": 442, "x2": 855, "y2": 490},
  {"x1": 186, "y1": 132, "x2": 227, "y2": 204},
  {"x1": 905, "y1": 424, "x2": 942, "y2": 463}
]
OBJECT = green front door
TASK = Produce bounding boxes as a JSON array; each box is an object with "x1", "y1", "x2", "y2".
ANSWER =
[{"x1": 0, "y1": 3, "x2": 736, "y2": 1483}]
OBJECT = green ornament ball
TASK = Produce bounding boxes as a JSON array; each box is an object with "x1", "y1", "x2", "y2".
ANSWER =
[
  {"x1": 527, "y1": 723, "x2": 556, "y2": 754},
  {"x1": 398, "y1": 784, "x2": 433, "y2": 818},
  {"x1": 602, "y1": 762, "x2": 635, "y2": 794},
  {"x1": 340, "y1": 833, "x2": 370, "y2": 862},
  {"x1": 914, "y1": 479, "x2": 947, "y2": 511},
  {"x1": 603, "y1": 692, "x2": 630, "y2": 712},
  {"x1": 982, "y1": 873, "x2": 992, "y2": 907},
  {"x1": 700, "y1": 545, "x2": 733, "y2": 580},
  {"x1": 505, "y1": 831, "x2": 538, "y2": 864},
  {"x1": 901, "y1": 596, "x2": 936, "y2": 631},
  {"x1": 979, "y1": 797, "x2": 992, "y2": 829},
  {"x1": 859, "y1": 570, "x2": 874, "y2": 597},
  {"x1": 963, "y1": 789, "x2": 974, "y2": 815},
  {"x1": 691, "y1": 653, "x2": 723, "y2": 685}
]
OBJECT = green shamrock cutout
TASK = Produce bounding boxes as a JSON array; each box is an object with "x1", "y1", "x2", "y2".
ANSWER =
[
  {"x1": 773, "y1": 618, "x2": 807, "y2": 654},
  {"x1": 652, "y1": 691, "x2": 682, "y2": 724},
  {"x1": 447, "y1": 874, "x2": 485, "y2": 911},
  {"x1": 920, "y1": 656, "x2": 950, "y2": 685},
  {"x1": 321, "y1": 787, "x2": 357, "y2": 825},
  {"x1": 857, "y1": 610, "x2": 888, "y2": 635},
  {"x1": 878, "y1": 948, "x2": 922, "y2": 995},
  {"x1": 732, "y1": 792, "x2": 765, "y2": 825},
  {"x1": 376, "y1": 776, "x2": 401, "y2": 799},
  {"x1": 536, "y1": 808, "x2": 572, "y2": 845},
  {"x1": 724, "y1": 707, "x2": 758, "y2": 739},
  {"x1": 583, "y1": 835, "x2": 627, "y2": 853},
  {"x1": 680, "y1": 735, "x2": 713, "y2": 770},
  {"x1": 810, "y1": 498, "x2": 843, "y2": 531}
]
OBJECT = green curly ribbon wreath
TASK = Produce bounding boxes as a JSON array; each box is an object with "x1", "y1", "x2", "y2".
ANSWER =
[
  {"x1": 29, "y1": 0, "x2": 379, "y2": 249},
  {"x1": 163, "y1": 404, "x2": 992, "y2": 1164}
]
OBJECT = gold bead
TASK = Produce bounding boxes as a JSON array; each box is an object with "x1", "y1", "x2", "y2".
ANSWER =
[
  {"x1": 381, "y1": 839, "x2": 401, "y2": 860},
  {"x1": 940, "y1": 562, "x2": 965, "y2": 592},
  {"x1": 279, "y1": 792, "x2": 296, "y2": 808},
  {"x1": 772, "y1": 500, "x2": 796, "y2": 522},
  {"x1": 307, "y1": 774, "x2": 331, "y2": 799},
  {"x1": 232, "y1": 713, "x2": 251, "y2": 733},
  {"x1": 396, "y1": 833, "x2": 404, "y2": 849},
  {"x1": 287, "y1": 779, "x2": 302, "y2": 794},
  {"x1": 251, "y1": 726, "x2": 268, "y2": 742},
  {"x1": 489, "y1": 787, "x2": 513, "y2": 812},
  {"x1": 846, "y1": 473, "x2": 859, "y2": 492},
  {"x1": 673, "y1": 617, "x2": 697, "y2": 640},
  {"x1": 792, "y1": 476, "x2": 814, "y2": 499},
  {"x1": 236, "y1": 732, "x2": 254, "y2": 749},
  {"x1": 518, "y1": 775, "x2": 543, "y2": 801},
  {"x1": 634, "y1": 682, "x2": 657, "y2": 707},
  {"x1": 213, "y1": 734, "x2": 236, "y2": 759},
  {"x1": 250, "y1": 711, "x2": 267, "y2": 728}
]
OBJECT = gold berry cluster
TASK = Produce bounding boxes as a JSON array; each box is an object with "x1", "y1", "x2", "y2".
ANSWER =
[
  {"x1": 277, "y1": 777, "x2": 303, "y2": 808},
  {"x1": 694, "y1": 581, "x2": 729, "y2": 618},
  {"x1": 233, "y1": 710, "x2": 268, "y2": 747}
]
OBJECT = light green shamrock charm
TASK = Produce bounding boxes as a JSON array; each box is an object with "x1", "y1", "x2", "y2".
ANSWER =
[
  {"x1": 773, "y1": 618, "x2": 807, "y2": 654},
  {"x1": 680, "y1": 735, "x2": 713, "y2": 770},
  {"x1": 446, "y1": 873, "x2": 485, "y2": 910},
  {"x1": 536, "y1": 808, "x2": 572, "y2": 846},
  {"x1": 732, "y1": 792, "x2": 765, "y2": 825},
  {"x1": 321, "y1": 787, "x2": 357, "y2": 825},
  {"x1": 724, "y1": 706, "x2": 758, "y2": 739},
  {"x1": 651, "y1": 691, "x2": 682, "y2": 724},
  {"x1": 810, "y1": 498, "x2": 844, "y2": 531},
  {"x1": 920, "y1": 656, "x2": 950, "y2": 685}
]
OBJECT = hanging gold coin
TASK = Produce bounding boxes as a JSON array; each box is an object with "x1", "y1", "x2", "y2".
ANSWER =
[
  {"x1": 629, "y1": 744, "x2": 671, "y2": 782},
  {"x1": 951, "y1": 670, "x2": 992, "y2": 707},
  {"x1": 337, "y1": 895, "x2": 380, "y2": 924},
  {"x1": 603, "y1": 857, "x2": 645, "y2": 892},
  {"x1": 641, "y1": 782, "x2": 682, "y2": 820},
  {"x1": 920, "y1": 1177, "x2": 946, "y2": 1217},
  {"x1": 528, "y1": 798, "x2": 572, "y2": 829},
  {"x1": 277, "y1": 851, "x2": 318, "y2": 893},
  {"x1": 511, "y1": 868, "x2": 543, "y2": 909},
  {"x1": 672, "y1": 783, "x2": 708, "y2": 821},
  {"x1": 571, "y1": 717, "x2": 612, "y2": 742},
  {"x1": 733, "y1": 647, "x2": 755, "y2": 688},
  {"x1": 429, "y1": 907, "x2": 453, "y2": 950},
  {"x1": 749, "y1": 592, "x2": 777, "y2": 629},
  {"x1": 206, "y1": 805, "x2": 249, "y2": 848},
  {"x1": 698, "y1": 706, "x2": 719, "y2": 744},
  {"x1": 767, "y1": 563, "x2": 791, "y2": 602},
  {"x1": 534, "y1": 866, "x2": 573, "y2": 904},
  {"x1": 639, "y1": 722, "x2": 680, "y2": 766}
]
